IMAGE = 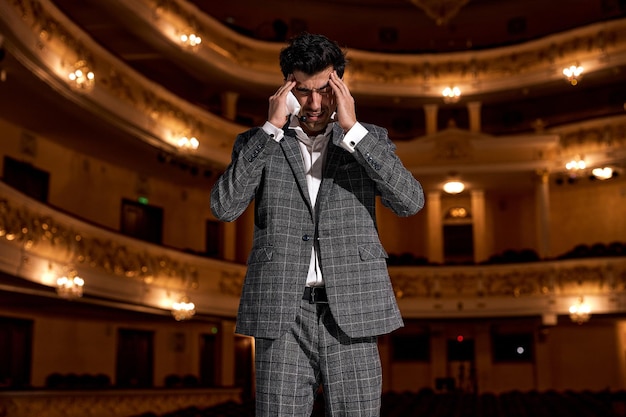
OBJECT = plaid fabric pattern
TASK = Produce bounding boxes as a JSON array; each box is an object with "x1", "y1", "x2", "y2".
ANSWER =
[
  {"x1": 255, "y1": 300, "x2": 382, "y2": 417},
  {"x1": 210, "y1": 123, "x2": 424, "y2": 339}
]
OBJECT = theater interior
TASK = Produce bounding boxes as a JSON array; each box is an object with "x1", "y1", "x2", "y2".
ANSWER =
[{"x1": 1, "y1": 0, "x2": 626, "y2": 416}]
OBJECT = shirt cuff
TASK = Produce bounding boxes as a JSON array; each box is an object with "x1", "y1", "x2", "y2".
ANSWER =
[
  {"x1": 262, "y1": 121, "x2": 284, "y2": 142},
  {"x1": 339, "y1": 122, "x2": 368, "y2": 153}
]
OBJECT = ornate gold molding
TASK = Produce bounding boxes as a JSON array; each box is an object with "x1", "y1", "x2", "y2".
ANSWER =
[
  {"x1": 391, "y1": 261, "x2": 626, "y2": 300},
  {"x1": 2, "y1": 0, "x2": 626, "y2": 172},
  {"x1": 0, "y1": 388, "x2": 241, "y2": 417},
  {"x1": 0, "y1": 196, "x2": 196, "y2": 290}
]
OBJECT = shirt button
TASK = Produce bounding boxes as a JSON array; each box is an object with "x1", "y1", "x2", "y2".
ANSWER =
[{"x1": 302, "y1": 234, "x2": 311, "y2": 241}]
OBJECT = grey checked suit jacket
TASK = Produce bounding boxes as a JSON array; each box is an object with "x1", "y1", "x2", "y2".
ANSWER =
[{"x1": 210, "y1": 122, "x2": 424, "y2": 339}]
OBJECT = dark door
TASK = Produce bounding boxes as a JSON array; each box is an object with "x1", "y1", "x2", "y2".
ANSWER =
[
  {"x1": 443, "y1": 224, "x2": 474, "y2": 264},
  {"x1": 116, "y1": 328, "x2": 154, "y2": 388},
  {"x1": 199, "y1": 333, "x2": 218, "y2": 386},
  {"x1": 0, "y1": 316, "x2": 33, "y2": 388},
  {"x1": 2, "y1": 156, "x2": 49, "y2": 202},
  {"x1": 120, "y1": 198, "x2": 163, "y2": 244}
]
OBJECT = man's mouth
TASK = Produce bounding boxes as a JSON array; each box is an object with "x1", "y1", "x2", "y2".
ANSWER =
[{"x1": 304, "y1": 112, "x2": 323, "y2": 121}]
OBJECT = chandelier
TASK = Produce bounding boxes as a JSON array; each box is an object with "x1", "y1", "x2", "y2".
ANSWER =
[
  {"x1": 442, "y1": 86, "x2": 461, "y2": 103},
  {"x1": 56, "y1": 270, "x2": 85, "y2": 299},
  {"x1": 569, "y1": 296, "x2": 591, "y2": 324},
  {"x1": 177, "y1": 136, "x2": 199, "y2": 150},
  {"x1": 171, "y1": 296, "x2": 196, "y2": 321},
  {"x1": 565, "y1": 156, "x2": 586, "y2": 171},
  {"x1": 179, "y1": 32, "x2": 202, "y2": 47}
]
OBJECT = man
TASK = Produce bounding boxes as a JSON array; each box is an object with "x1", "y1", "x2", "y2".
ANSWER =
[{"x1": 210, "y1": 33, "x2": 424, "y2": 417}]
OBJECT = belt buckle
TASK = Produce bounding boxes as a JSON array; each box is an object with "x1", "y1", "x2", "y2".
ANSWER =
[
  {"x1": 310, "y1": 287, "x2": 319, "y2": 304},
  {"x1": 309, "y1": 287, "x2": 327, "y2": 304}
]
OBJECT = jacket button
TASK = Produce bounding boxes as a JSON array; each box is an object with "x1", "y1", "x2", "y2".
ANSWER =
[{"x1": 302, "y1": 234, "x2": 311, "y2": 241}]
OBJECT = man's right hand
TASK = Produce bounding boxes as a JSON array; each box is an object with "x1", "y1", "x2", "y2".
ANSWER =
[{"x1": 268, "y1": 74, "x2": 296, "y2": 128}]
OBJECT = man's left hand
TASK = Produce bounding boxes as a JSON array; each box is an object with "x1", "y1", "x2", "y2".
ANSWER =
[{"x1": 329, "y1": 71, "x2": 357, "y2": 132}]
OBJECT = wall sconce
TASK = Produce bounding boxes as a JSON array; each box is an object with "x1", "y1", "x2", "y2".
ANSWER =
[
  {"x1": 177, "y1": 136, "x2": 199, "y2": 150},
  {"x1": 445, "y1": 206, "x2": 470, "y2": 219},
  {"x1": 171, "y1": 296, "x2": 196, "y2": 321},
  {"x1": 569, "y1": 296, "x2": 591, "y2": 324},
  {"x1": 179, "y1": 32, "x2": 202, "y2": 48},
  {"x1": 442, "y1": 86, "x2": 461, "y2": 103},
  {"x1": 562, "y1": 65, "x2": 583, "y2": 86},
  {"x1": 56, "y1": 269, "x2": 84, "y2": 299},
  {"x1": 68, "y1": 60, "x2": 95, "y2": 90},
  {"x1": 565, "y1": 156, "x2": 586, "y2": 171}
]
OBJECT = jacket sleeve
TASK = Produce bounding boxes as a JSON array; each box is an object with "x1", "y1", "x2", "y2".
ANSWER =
[
  {"x1": 345, "y1": 123, "x2": 425, "y2": 217},
  {"x1": 210, "y1": 127, "x2": 278, "y2": 222}
]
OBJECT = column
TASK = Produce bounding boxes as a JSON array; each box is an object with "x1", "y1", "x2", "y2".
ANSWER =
[
  {"x1": 467, "y1": 101, "x2": 482, "y2": 133},
  {"x1": 471, "y1": 190, "x2": 488, "y2": 263},
  {"x1": 427, "y1": 191, "x2": 443, "y2": 264},
  {"x1": 424, "y1": 104, "x2": 439, "y2": 136},
  {"x1": 221, "y1": 91, "x2": 239, "y2": 121},
  {"x1": 535, "y1": 170, "x2": 551, "y2": 259}
]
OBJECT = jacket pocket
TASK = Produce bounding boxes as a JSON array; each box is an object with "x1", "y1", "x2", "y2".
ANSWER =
[
  {"x1": 247, "y1": 246, "x2": 273, "y2": 264},
  {"x1": 358, "y1": 243, "x2": 388, "y2": 261}
]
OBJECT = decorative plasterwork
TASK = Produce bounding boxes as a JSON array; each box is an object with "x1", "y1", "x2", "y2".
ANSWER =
[
  {"x1": 0, "y1": 197, "x2": 197, "y2": 290},
  {"x1": 0, "y1": 388, "x2": 242, "y2": 417},
  {"x1": 0, "y1": 182, "x2": 245, "y2": 317},
  {"x1": 1, "y1": 182, "x2": 625, "y2": 320},
  {"x1": 127, "y1": 0, "x2": 626, "y2": 96},
  {"x1": 0, "y1": 0, "x2": 239, "y2": 168},
  {"x1": 1, "y1": 0, "x2": 626, "y2": 173},
  {"x1": 409, "y1": 0, "x2": 470, "y2": 26},
  {"x1": 391, "y1": 262, "x2": 625, "y2": 300}
]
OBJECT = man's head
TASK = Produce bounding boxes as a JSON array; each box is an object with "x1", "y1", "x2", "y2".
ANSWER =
[
  {"x1": 279, "y1": 32, "x2": 346, "y2": 79},
  {"x1": 280, "y1": 33, "x2": 347, "y2": 135}
]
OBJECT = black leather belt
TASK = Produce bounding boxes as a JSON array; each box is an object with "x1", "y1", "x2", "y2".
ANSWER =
[{"x1": 303, "y1": 286, "x2": 328, "y2": 304}]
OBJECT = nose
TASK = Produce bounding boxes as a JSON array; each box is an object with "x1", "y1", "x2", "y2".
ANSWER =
[{"x1": 307, "y1": 91, "x2": 323, "y2": 108}]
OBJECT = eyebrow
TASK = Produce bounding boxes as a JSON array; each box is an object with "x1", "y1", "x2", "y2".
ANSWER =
[{"x1": 295, "y1": 82, "x2": 330, "y2": 92}]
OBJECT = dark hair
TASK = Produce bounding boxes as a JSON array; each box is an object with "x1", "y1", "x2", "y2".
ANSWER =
[{"x1": 279, "y1": 33, "x2": 347, "y2": 79}]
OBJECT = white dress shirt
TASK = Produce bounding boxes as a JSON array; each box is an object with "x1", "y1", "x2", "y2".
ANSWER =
[{"x1": 262, "y1": 97, "x2": 368, "y2": 286}]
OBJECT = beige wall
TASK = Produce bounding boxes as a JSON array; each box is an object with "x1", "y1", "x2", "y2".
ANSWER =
[
  {"x1": 549, "y1": 177, "x2": 626, "y2": 258},
  {"x1": 3, "y1": 303, "x2": 623, "y2": 393},
  {"x1": 0, "y1": 118, "x2": 214, "y2": 253},
  {"x1": 4, "y1": 116, "x2": 625, "y2": 266},
  {"x1": 487, "y1": 190, "x2": 538, "y2": 256},
  {"x1": 0, "y1": 306, "x2": 225, "y2": 388},
  {"x1": 387, "y1": 317, "x2": 624, "y2": 394}
]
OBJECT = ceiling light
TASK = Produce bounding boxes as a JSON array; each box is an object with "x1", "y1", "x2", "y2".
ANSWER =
[
  {"x1": 443, "y1": 179, "x2": 465, "y2": 194},
  {"x1": 592, "y1": 167, "x2": 613, "y2": 180}
]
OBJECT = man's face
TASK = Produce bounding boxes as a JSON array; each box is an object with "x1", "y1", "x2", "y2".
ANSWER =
[{"x1": 291, "y1": 66, "x2": 337, "y2": 136}]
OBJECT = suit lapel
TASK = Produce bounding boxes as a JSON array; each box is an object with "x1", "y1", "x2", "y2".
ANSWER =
[
  {"x1": 280, "y1": 129, "x2": 314, "y2": 215},
  {"x1": 315, "y1": 126, "x2": 346, "y2": 216}
]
